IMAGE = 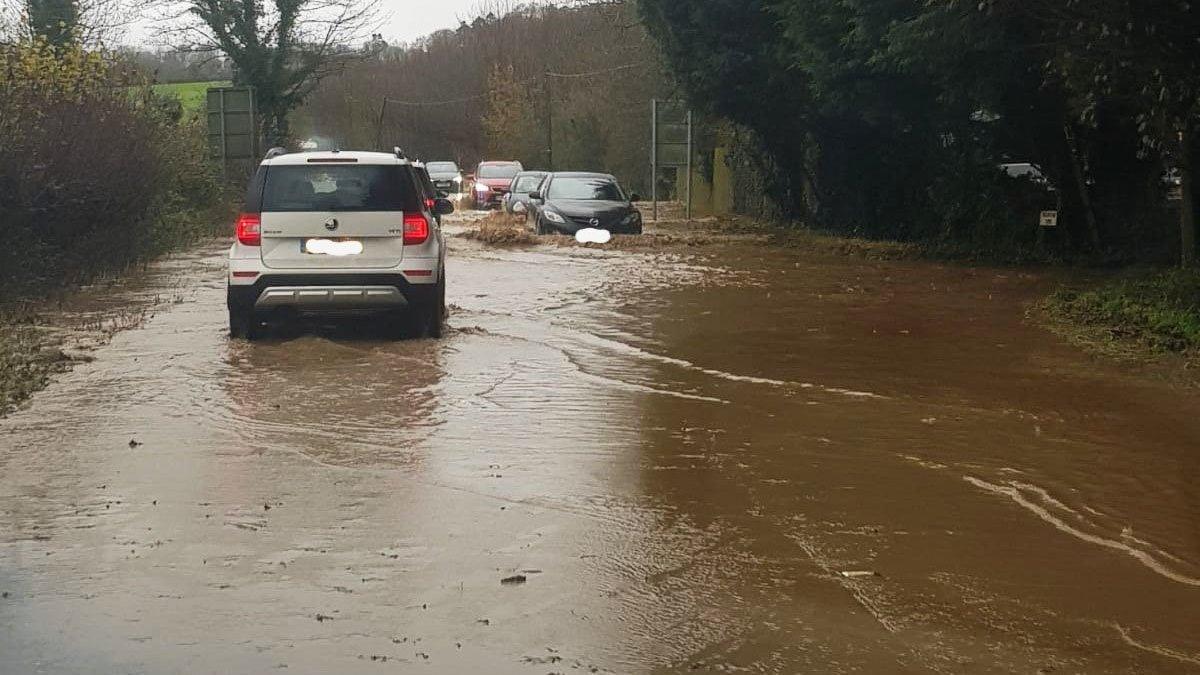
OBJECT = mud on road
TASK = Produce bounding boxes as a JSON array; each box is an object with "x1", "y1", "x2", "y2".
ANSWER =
[{"x1": 2, "y1": 213, "x2": 1199, "y2": 673}]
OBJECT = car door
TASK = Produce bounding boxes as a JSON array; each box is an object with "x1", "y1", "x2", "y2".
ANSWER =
[{"x1": 527, "y1": 174, "x2": 551, "y2": 226}]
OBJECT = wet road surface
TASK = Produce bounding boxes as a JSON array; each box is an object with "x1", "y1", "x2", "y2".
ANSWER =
[{"x1": 2, "y1": 214, "x2": 1199, "y2": 673}]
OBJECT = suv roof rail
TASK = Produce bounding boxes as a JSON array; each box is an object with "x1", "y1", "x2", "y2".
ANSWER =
[
  {"x1": 393, "y1": 146, "x2": 407, "y2": 160},
  {"x1": 264, "y1": 147, "x2": 289, "y2": 160}
]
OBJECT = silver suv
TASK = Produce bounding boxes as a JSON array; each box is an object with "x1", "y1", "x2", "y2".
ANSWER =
[{"x1": 226, "y1": 149, "x2": 453, "y2": 340}]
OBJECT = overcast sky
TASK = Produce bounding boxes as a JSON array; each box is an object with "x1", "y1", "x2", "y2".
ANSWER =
[
  {"x1": 376, "y1": 0, "x2": 490, "y2": 44},
  {"x1": 123, "y1": 0, "x2": 498, "y2": 49}
]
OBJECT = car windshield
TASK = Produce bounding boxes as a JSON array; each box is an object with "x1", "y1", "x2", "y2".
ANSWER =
[
  {"x1": 478, "y1": 164, "x2": 522, "y2": 179},
  {"x1": 261, "y1": 166, "x2": 418, "y2": 212},
  {"x1": 427, "y1": 162, "x2": 458, "y2": 173},
  {"x1": 546, "y1": 176, "x2": 624, "y2": 201},
  {"x1": 512, "y1": 175, "x2": 546, "y2": 193}
]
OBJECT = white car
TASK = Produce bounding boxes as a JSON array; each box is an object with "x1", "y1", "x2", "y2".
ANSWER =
[{"x1": 226, "y1": 149, "x2": 452, "y2": 340}]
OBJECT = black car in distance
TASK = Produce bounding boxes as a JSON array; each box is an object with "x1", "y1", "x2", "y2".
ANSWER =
[
  {"x1": 425, "y1": 161, "x2": 464, "y2": 194},
  {"x1": 528, "y1": 172, "x2": 643, "y2": 235}
]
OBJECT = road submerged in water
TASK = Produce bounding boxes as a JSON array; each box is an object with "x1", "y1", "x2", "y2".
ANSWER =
[{"x1": 2, "y1": 213, "x2": 1199, "y2": 674}]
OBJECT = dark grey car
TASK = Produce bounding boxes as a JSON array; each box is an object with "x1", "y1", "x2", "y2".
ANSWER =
[
  {"x1": 504, "y1": 171, "x2": 549, "y2": 214},
  {"x1": 425, "y1": 161, "x2": 463, "y2": 194},
  {"x1": 528, "y1": 172, "x2": 643, "y2": 235}
]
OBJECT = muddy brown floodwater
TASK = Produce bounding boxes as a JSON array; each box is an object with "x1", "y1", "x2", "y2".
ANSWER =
[{"x1": 2, "y1": 213, "x2": 1199, "y2": 674}]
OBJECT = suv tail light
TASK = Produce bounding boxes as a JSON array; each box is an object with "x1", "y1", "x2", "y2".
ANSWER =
[
  {"x1": 236, "y1": 213, "x2": 261, "y2": 246},
  {"x1": 403, "y1": 213, "x2": 429, "y2": 245}
]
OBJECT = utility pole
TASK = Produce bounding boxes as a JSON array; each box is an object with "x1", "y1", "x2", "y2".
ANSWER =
[
  {"x1": 685, "y1": 110, "x2": 693, "y2": 222},
  {"x1": 1181, "y1": 127, "x2": 1197, "y2": 268},
  {"x1": 651, "y1": 98, "x2": 658, "y2": 222},
  {"x1": 545, "y1": 72, "x2": 554, "y2": 171},
  {"x1": 374, "y1": 98, "x2": 389, "y2": 150}
]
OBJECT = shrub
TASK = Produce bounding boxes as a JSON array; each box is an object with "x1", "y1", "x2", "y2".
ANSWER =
[
  {"x1": 1045, "y1": 271, "x2": 1200, "y2": 353},
  {"x1": 0, "y1": 39, "x2": 224, "y2": 298}
]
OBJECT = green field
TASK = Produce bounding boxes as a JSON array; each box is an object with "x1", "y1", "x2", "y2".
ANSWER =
[{"x1": 151, "y1": 81, "x2": 232, "y2": 114}]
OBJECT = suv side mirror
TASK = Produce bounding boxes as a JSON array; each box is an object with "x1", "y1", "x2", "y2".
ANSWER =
[
  {"x1": 433, "y1": 198, "x2": 455, "y2": 216},
  {"x1": 528, "y1": 191, "x2": 542, "y2": 201},
  {"x1": 629, "y1": 193, "x2": 641, "y2": 203}
]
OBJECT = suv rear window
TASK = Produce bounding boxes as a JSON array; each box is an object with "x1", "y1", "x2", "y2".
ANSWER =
[{"x1": 261, "y1": 166, "x2": 420, "y2": 212}]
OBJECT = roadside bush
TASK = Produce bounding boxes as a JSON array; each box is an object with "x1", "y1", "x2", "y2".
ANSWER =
[
  {"x1": 0, "y1": 39, "x2": 224, "y2": 298},
  {"x1": 1045, "y1": 271, "x2": 1200, "y2": 353}
]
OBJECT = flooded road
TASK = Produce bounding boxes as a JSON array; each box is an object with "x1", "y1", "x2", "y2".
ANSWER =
[{"x1": 2, "y1": 214, "x2": 1199, "y2": 673}]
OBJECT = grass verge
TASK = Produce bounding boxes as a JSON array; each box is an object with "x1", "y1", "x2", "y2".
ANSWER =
[
  {"x1": 151, "y1": 80, "x2": 232, "y2": 115},
  {"x1": 1039, "y1": 269, "x2": 1200, "y2": 365},
  {"x1": 0, "y1": 324, "x2": 77, "y2": 416}
]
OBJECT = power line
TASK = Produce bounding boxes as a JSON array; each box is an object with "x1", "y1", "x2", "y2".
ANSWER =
[
  {"x1": 379, "y1": 91, "x2": 491, "y2": 108},
  {"x1": 376, "y1": 63, "x2": 647, "y2": 108},
  {"x1": 546, "y1": 62, "x2": 645, "y2": 79}
]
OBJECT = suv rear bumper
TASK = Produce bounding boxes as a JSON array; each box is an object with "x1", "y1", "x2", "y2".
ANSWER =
[{"x1": 228, "y1": 274, "x2": 438, "y2": 313}]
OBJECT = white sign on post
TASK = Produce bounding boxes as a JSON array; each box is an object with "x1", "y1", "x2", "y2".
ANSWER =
[{"x1": 1039, "y1": 210, "x2": 1059, "y2": 228}]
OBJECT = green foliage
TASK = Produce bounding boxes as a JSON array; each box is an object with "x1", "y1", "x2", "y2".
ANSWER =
[
  {"x1": 0, "y1": 325, "x2": 73, "y2": 416},
  {"x1": 0, "y1": 40, "x2": 226, "y2": 298},
  {"x1": 1046, "y1": 271, "x2": 1200, "y2": 353},
  {"x1": 637, "y1": 0, "x2": 1185, "y2": 260},
  {"x1": 152, "y1": 80, "x2": 232, "y2": 116},
  {"x1": 186, "y1": 0, "x2": 376, "y2": 145}
]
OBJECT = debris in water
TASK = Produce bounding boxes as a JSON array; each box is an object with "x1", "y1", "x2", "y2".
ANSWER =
[
  {"x1": 501, "y1": 574, "x2": 527, "y2": 585},
  {"x1": 838, "y1": 570, "x2": 881, "y2": 579},
  {"x1": 315, "y1": 613, "x2": 334, "y2": 622},
  {"x1": 128, "y1": 439, "x2": 142, "y2": 448}
]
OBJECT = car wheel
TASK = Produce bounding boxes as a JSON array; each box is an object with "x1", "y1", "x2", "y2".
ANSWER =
[
  {"x1": 425, "y1": 275, "x2": 446, "y2": 339},
  {"x1": 536, "y1": 219, "x2": 550, "y2": 236},
  {"x1": 229, "y1": 308, "x2": 258, "y2": 340},
  {"x1": 401, "y1": 276, "x2": 445, "y2": 340}
]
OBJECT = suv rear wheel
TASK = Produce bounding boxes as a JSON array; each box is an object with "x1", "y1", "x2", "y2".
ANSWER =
[
  {"x1": 419, "y1": 276, "x2": 446, "y2": 339},
  {"x1": 387, "y1": 276, "x2": 445, "y2": 340},
  {"x1": 229, "y1": 308, "x2": 259, "y2": 340}
]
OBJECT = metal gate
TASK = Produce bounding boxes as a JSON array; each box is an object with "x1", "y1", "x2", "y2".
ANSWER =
[
  {"x1": 206, "y1": 87, "x2": 259, "y2": 180},
  {"x1": 650, "y1": 99, "x2": 693, "y2": 221}
]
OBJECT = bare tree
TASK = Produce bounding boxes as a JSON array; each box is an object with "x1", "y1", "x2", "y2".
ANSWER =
[
  {"x1": 76, "y1": 0, "x2": 157, "y2": 45},
  {"x1": 0, "y1": 0, "x2": 151, "y2": 45},
  {"x1": 304, "y1": 1, "x2": 670, "y2": 190},
  {"x1": 164, "y1": 0, "x2": 381, "y2": 145}
]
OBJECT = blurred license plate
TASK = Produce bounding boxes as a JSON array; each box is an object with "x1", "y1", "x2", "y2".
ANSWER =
[{"x1": 304, "y1": 239, "x2": 363, "y2": 256}]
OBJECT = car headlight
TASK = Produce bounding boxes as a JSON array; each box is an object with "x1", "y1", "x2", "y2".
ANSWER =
[
  {"x1": 453, "y1": 175, "x2": 463, "y2": 184},
  {"x1": 621, "y1": 212, "x2": 639, "y2": 225},
  {"x1": 544, "y1": 210, "x2": 566, "y2": 224}
]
